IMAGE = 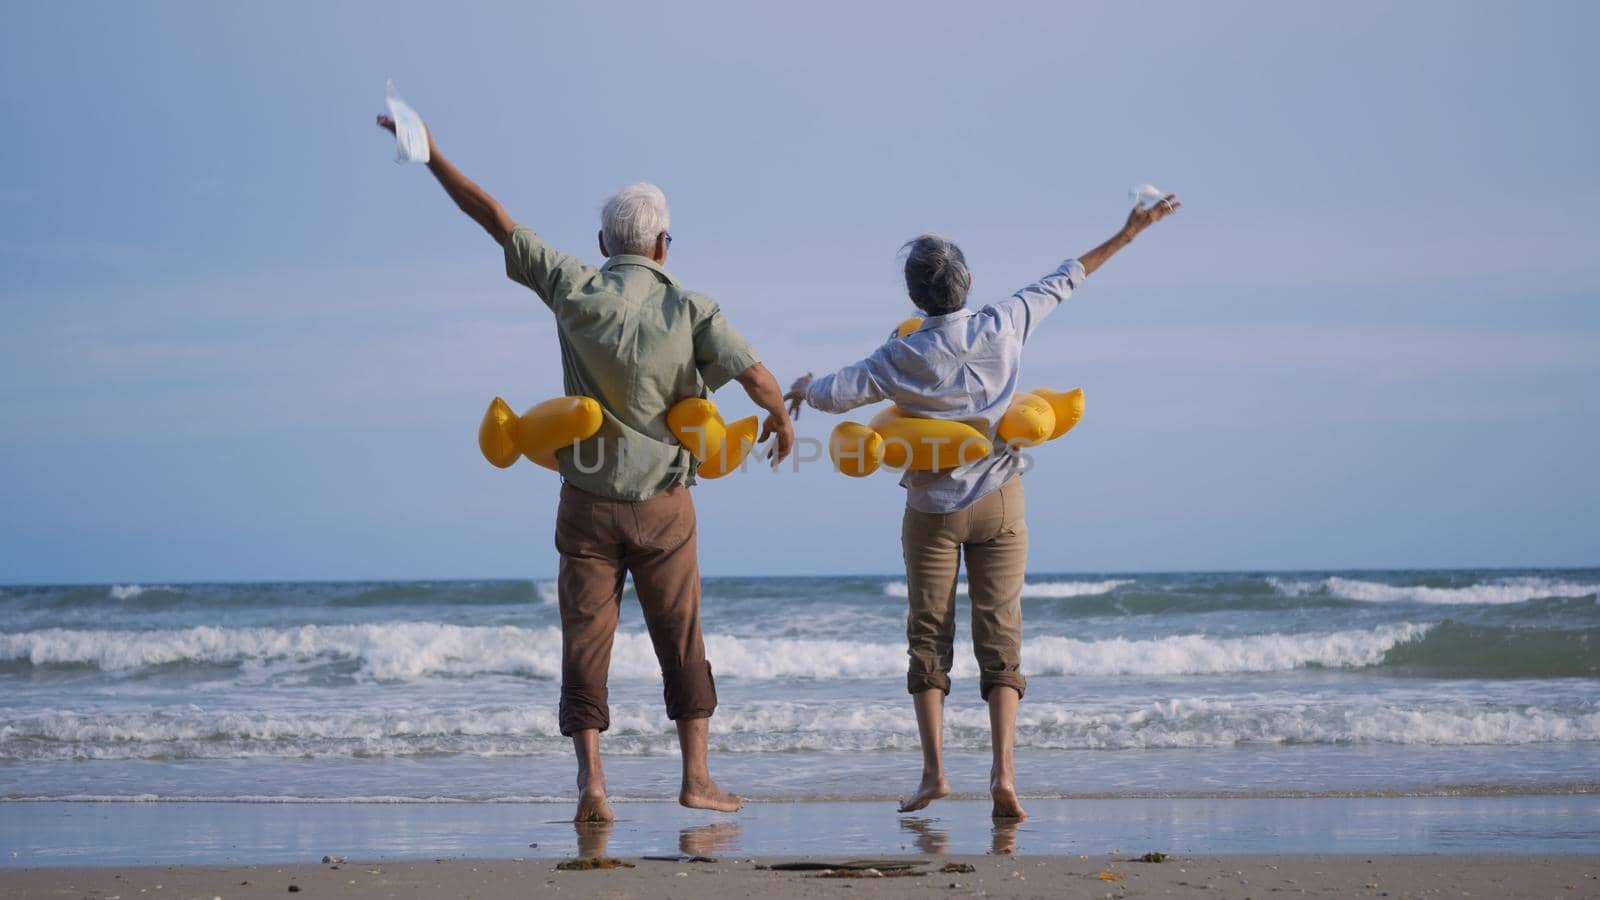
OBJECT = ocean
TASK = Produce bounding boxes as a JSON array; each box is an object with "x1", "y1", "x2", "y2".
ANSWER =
[{"x1": 2, "y1": 570, "x2": 1597, "y2": 806}]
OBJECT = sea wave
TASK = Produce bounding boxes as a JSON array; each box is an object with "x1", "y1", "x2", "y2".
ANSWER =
[
  {"x1": 0, "y1": 621, "x2": 1435, "y2": 682},
  {"x1": 5, "y1": 695, "x2": 1594, "y2": 762},
  {"x1": 1270, "y1": 576, "x2": 1598, "y2": 606},
  {"x1": 882, "y1": 579, "x2": 1133, "y2": 599}
]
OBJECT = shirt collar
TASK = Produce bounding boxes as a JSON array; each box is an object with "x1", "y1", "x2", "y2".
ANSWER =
[
  {"x1": 601, "y1": 254, "x2": 680, "y2": 286},
  {"x1": 917, "y1": 308, "x2": 974, "y2": 330}
]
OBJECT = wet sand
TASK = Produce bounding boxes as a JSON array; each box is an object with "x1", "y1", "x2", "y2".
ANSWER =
[
  {"x1": 7, "y1": 795, "x2": 1597, "y2": 866},
  {"x1": 4, "y1": 853, "x2": 1598, "y2": 899}
]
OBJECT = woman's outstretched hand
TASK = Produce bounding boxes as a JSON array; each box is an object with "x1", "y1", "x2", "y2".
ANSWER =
[
  {"x1": 784, "y1": 373, "x2": 814, "y2": 421},
  {"x1": 1123, "y1": 193, "x2": 1182, "y2": 237}
]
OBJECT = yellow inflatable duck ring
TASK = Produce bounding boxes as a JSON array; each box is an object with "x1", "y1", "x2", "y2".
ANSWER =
[
  {"x1": 479, "y1": 395, "x2": 760, "y2": 480},
  {"x1": 478, "y1": 396, "x2": 604, "y2": 471},
  {"x1": 826, "y1": 317, "x2": 1085, "y2": 477},
  {"x1": 829, "y1": 387, "x2": 1084, "y2": 477},
  {"x1": 666, "y1": 398, "x2": 759, "y2": 479}
]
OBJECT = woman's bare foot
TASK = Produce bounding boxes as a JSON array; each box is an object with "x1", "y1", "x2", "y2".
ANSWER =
[
  {"x1": 680, "y1": 777, "x2": 741, "y2": 812},
  {"x1": 897, "y1": 772, "x2": 950, "y2": 813},
  {"x1": 990, "y1": 767, "x2": 1027, "y2": 820}
]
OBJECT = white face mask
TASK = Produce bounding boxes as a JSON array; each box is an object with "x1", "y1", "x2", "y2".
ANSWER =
[
  {"x1": 385, "y1": 79, "x2": 431, "y2": 165},
  {"x1": 1129, "y1": 183, "x2": 1167, "y2": 209}
]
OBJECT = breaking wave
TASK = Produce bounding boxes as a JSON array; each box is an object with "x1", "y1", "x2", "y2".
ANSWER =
[
  {"x1": 0, "y1": 621, "x2": 1436, "y2": 681},
  {"x1": 882, "y1": 579, "x2": 1133, "y2": 599},
  {"x1": 4, "y1": 695, "x2": 1594, "y2": 762},
  {"x1": 1270, "y1": 576, "x2": 1598, "y2": 606}
]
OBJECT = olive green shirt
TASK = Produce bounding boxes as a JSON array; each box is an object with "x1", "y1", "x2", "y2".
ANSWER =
[{"x1": 503, "y1": 226, "x2": 759, "y2": 501}]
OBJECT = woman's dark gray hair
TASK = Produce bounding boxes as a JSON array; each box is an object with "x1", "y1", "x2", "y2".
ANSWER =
[{"x1": 901, "y1": 234, "x2": 971, "y2": 316}]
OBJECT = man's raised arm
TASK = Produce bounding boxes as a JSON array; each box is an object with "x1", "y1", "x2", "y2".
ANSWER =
[{"x1": 376, "y1": 116, "x2": 518, "y2": 246}]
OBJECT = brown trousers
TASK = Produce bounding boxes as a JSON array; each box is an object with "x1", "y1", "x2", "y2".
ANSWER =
[
  {"x1": 554, "y1": 482, "x2": 716, "y2": 736},
  {"x1": 901, "y1": 476, "x2": 1028, "y2": 701}
]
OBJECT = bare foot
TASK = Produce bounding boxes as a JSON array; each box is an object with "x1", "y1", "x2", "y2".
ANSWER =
[
  {"x1": 897, "y1": 772, "x2": 950, "y2": 813},
  {"x1": 990, "y1": 768, "x2": 1027, "y2": 820},
  {"x1": 574, "y1": 788, "x2": 614, "y2": 823},
  {"x1": 680, "y1": 777, "x2": 741, "y2": 813},
  {"x1": 574, "y1": 769, "x2": 614, "y2": 823}
]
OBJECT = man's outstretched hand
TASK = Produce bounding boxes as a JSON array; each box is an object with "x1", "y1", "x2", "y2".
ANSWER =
[
  {"x1": 375, "y1": 114, "x2": 438, "y2": 157},
  {"x1": 759, "y1": 412, "x2": 795, "y2": 467},
  {"x1": 784, "y1": 373, "x2": 814, "y2": 421}
]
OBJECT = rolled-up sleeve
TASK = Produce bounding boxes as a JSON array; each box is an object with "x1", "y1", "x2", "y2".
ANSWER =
[
  {"x1": 693, "y1": 301, "x2": 760, "y2": 391},
  {"x1": 992, "y1": 258, "x2": 1086, "y2": 343},
  {"x1": 503, "y1": 226, "x2": 592, "y2": 309},
  {"x1": 806, "y1": 350, "x2": 890, "y2": 414}
]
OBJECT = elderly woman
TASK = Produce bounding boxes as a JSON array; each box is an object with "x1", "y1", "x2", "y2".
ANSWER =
[{"x1": 786, "y1": 196, "x2": 1180, "y2": 818}]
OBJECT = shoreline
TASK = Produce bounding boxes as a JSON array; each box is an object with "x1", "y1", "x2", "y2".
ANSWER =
[
  {"x1": 8, "y1": 780, "x2": 1597, "y2": 803},
  {"x1": 4, "y1": 854, "x2": 1598, "y2": 900},
  {"x1": 4, "y1": 796, "x2": 1596, "y2": 867}
]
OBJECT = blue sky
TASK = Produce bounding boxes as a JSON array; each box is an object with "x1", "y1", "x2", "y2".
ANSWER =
[{"x1": 2, "y1": 1, "x2": 1596, "y2": 582}]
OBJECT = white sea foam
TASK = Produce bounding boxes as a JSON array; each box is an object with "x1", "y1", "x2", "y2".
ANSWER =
[
  {"x1": 1025, "y1": 624, "x2": 1431, "y2": 676},
  {"x1": 108, "y1": 585, "x2": 145, "y2": 600},
  {"x1": 0, "y1": 622, "x2": 1431, "y2": 682},
  {"x1": 5, "y1": 693, "x2": 1594, "y2": 762},
  {"x1": 882, "y1": 579, "x2": 1132, "y2": 599},
  {"x1": 1270, "y1": 576, "x2": 1598, "y2": 605}
]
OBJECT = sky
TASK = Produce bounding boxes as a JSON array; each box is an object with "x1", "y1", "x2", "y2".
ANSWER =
[{"x1": 1, "y1": 1, "x2": 1596, "y2": 583}]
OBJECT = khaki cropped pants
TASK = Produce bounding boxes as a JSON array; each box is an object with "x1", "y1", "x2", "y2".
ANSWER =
[
  {"x1": 554, "y1": 483, "x2": 716, "y2": 736},
  {"x1": 901, "y1": 476, "x2": 1028, "y2": 701}
]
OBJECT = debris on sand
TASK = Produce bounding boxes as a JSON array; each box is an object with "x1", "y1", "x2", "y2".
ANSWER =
[
  {"x1": 1136, "y1": 852, "x2": 1168, "y2": 863},
  {"x1": 939, "y1": 863, "x2": 977, "y2": 874},
  {"x1": 642, "y1": 855, "x2": 717, "y2": 863},
  {"x1": 768, "y1": 859, "x2": 925, "y2": 872},
  {"x1": 1097, "y1": 870, "x2": 1124, "y2": 881},
  {"x1": 556, "y1": 857, "x2": 636, "y2": 871},
  {"x1": 816, "y1": 867, "x2": 929, "y2": 879}
]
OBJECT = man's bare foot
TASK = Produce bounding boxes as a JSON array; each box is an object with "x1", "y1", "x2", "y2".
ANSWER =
[
  {"x1": 897, "y1": 772, "x2": 950, "y2": 813},
  {"x1": 990, "y1": 768, "x2": 1027, "y2": 820},
  {"x1": 680, "y1": 777, "x2": 741, "y2": 813},
  {"x1": 574, "y1": 788, "x2": 614, "y2": 823},
  {"x1": 574, "y1": 769, "x2": 613, "y2": 823}
]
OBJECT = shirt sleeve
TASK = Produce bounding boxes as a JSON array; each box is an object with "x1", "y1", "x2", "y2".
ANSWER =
[
  {"x1": 693, "y1": 300, "x2": 761, "y2": 391},
  {"x1": 805, "y1": 349, "x2": 891, "y2": 414},
  {"x1": 990, "y1": 258, "x2": 1086, "y2": 344},
  {"x1": 503, "y1": 226, "x2": 594, "y2": 309}
]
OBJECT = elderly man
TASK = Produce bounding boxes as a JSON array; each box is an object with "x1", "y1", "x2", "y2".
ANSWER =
[
  {"x1": 377, "y1": 115, "x2": 794, "y2": 822},
  {"x1": 786, "y1": 196, "x2": 1180, "y2": 819}
]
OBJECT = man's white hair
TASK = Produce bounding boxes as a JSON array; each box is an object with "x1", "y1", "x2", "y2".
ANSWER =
[{"x1": 600, "y1": 182, "x2": 671, "y2": 257}]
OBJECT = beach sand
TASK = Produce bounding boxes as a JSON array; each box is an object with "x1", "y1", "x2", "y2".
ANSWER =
[{"x1": 5, "y1": 853, "x2": 1599, "y2": 899}]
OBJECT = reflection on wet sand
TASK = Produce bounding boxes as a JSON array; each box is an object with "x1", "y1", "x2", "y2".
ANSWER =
[
  {"x1": 991, "y1": 819, "x2": 1019, "y2": 855},
  {"x1": 574, "y1": 820, "x2": 614, "y2": 858},
  {"x1": 680, "y1": 821, "x2": 741, "y2": 857},
  {"x1": 899, "y1": 817, "x2": 949, "y2": 855},
  {"x1": 898, "y1": 816, "x2": 1017, "y2": 855}
]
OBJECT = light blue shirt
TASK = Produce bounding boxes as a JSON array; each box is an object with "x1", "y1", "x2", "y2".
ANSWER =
[{"x1": 804, "y1": 259, "x2": 1086, "y2": 513}]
